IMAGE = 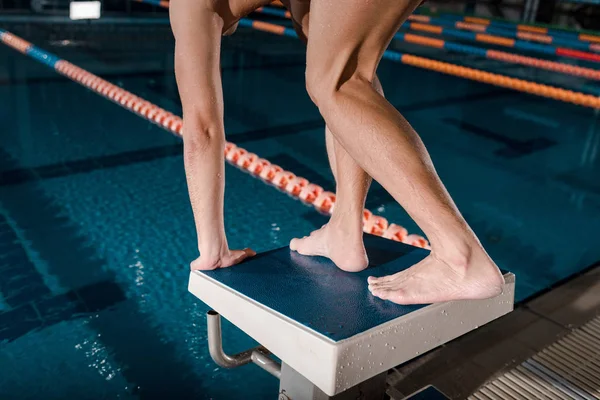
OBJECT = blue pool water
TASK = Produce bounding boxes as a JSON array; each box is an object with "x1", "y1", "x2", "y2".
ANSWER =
[{"x1": 0, "y1": 18, "x2": 599, "y2": 399}]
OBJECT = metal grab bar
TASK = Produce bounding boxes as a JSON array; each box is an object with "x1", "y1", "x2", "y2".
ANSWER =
[{"x1": 206, "y1": 310, "x2": 282, "y2": 379}]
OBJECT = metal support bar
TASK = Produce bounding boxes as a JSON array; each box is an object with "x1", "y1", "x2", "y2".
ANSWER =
[
  {"x1": 252, "y1": 350, "x2": 282, "y2": 379},
  {"x1": 206, "y1": 310, "x2": 282, "y2": 378}
]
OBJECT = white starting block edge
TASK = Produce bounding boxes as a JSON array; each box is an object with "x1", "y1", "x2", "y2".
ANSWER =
[{"x1": 189, "y1": 271, "x2": 515, "y2": 396}]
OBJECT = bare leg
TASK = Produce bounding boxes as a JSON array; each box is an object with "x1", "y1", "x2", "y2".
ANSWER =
[
  {"x1": 291, "y1": 78, "x2": 386, "y2": 272},
  {"x1": 170, "y1": 0, "x2": 269, "y2": 270},
  {"x1": 304, "y1": 0, "x2": 504, "y2": 304},
  {"x1": 324, "y1": 127, "x2": 337, "y2": 177},
  {"x1": 284, "y1": 2, "x2": 379, "y2": 272}
]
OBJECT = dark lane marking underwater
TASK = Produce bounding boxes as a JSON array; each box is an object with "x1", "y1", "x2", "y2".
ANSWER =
[
  {"x1": 0, "y1": 143, "x2": 183, "y2": 186},
  {"x1": 0, "y1": 147, "x2": 210, "y2": 398},
  {"x1": 443, "y1": 117, "x2": 557, "y2": 158}
]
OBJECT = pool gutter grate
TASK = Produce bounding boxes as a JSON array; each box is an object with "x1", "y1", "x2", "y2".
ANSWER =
[{"x1": 470, "y1": 315, "x2": 600, "y2": 400}]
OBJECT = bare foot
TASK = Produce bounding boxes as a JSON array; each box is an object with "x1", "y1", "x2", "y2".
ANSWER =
[
  {"x1": 367, "y1": 245, "x2": 504, "y2": 304},
  {"x1": 190, "y1": 248, "x2": 256, "y2": 271},
  {"x1": 290, "y1": 222, "x2": 368, "y2": 272}
]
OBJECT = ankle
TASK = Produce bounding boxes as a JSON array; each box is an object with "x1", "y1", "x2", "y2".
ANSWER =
[
  {"x1": 328, "y1": 211, "x2": 364, "y2": 235},
  {"x1": 199, "y1": 238, "x2": 229, "y2": 262},
  {"x1": 430, "y1": 237, "x2": 476, "y2": 272}
]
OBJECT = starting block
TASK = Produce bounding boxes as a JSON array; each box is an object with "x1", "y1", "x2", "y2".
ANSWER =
[{"x1": 188, "y1": 235, "x2": 515, "y2": 399}]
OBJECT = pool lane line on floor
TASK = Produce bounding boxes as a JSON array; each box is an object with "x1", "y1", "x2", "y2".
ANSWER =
[
  {"x1": 254, "y1": 6, "x2": 600, "y2": 82},
  {"x1": 0, "y1": 29, "x2": 429, "y2": 249},
  {"x1": 132, "y1": 0, "x2": 600, "y2": 108}
]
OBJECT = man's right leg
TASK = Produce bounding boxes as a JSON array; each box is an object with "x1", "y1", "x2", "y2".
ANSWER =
[
  {"x1": 285, "y1": 2, "x2": 383, "y2": 272},
  {"x1": 292, "y1": 77, "x2": 385, "y2": 272}
]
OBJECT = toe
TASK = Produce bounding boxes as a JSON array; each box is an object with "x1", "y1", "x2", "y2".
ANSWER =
[
  {"x1": 368, "y1": 283, "x2": 381, "y2": 294},
  {"x1": 296, "y1": 245, "x2": 311, "y2": 256},
  {"x1": 368, "y1": 278, "x2": 393, "y2": 291},
  {"x1": 370, "y1": 288, "x2": 391, "y2": 300},
  {"x1": 292, "y1": 240, "x2": 310, "y2": 256},
  {"x1": 368, "y1": 284, "x2": 381, "y2": 293},
  {"x1": 289, "y1": 238, "x2": 300, "y2": 251},
  {"x1": 371, "y1": 287, "x2": 409, "y2": 304},
  {"x1": 374, "y1": 273, "x2": 398, "y2": 284},
  {"x1": 368, "y1": 274, "x2": 396, "y2": 285},
  {"x1": 223, "y1": 248, "x2": 256, "y2": 268}
]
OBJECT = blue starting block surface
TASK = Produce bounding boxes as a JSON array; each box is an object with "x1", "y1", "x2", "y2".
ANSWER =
[
  {"x1": 202, "y1": 235, "x2": 430, "y2": 341},
  {"x1": 189, "y1": 234, "x2": 515, "y2": 396}
]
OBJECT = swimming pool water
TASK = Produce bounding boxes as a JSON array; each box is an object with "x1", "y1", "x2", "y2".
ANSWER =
[{"x1": 0, "y1": 20, "x2": 599, "y2": 399}]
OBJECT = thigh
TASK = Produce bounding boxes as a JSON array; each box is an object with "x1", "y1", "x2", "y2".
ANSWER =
[
  {"x1": 212, "y1": 0, "x2": 274, "y2": 33},
  {"x1": 306, "y1": 0, "x2": 422, "y2": 83},
  {"x1": 281, "y1": 0, "x2": 311, "y2": 42}
]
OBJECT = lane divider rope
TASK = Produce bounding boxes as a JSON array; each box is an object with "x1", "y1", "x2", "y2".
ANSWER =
[
  {"x1": 402, "y1": 19, "x2": 600, "y2": 64},
  {"x1": 272, "y1": 1, "x2": 600, "y2": 50},
  {"x1": 254, "y1": 6, "x2": 600, "y2": 82},
  {"x1": 406, "y1": 14, "x2": 600, "y2": 54},
  {"x1": 133, "y1": 0, "x2": 600, "y2": 108},
  {"x1": 270, "y1": 0, "x2": 600, "y2": 46},
  {"x1": 244, "y1": 17, "x2": 600, "y2": 108},
  {"x1": 0, "y1": 28, "x2": 429, "y2": 248},
  {"x1": 429, "y1": 12, "x2": 600, "y2": 45},
  {"x1": 252, "y1": 3, "x2": 600, "y2": 62}
]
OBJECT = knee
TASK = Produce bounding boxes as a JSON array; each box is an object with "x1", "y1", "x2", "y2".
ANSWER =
[
  {"x1": 306, "y1": 64, "x2": 372, "y2": 110},
  {"x1": 182, "y1": 111, "x2": 223, "y2": 154},
  {"x1": 305, "y1": 66, "x2": 336, "y2": 110}
]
